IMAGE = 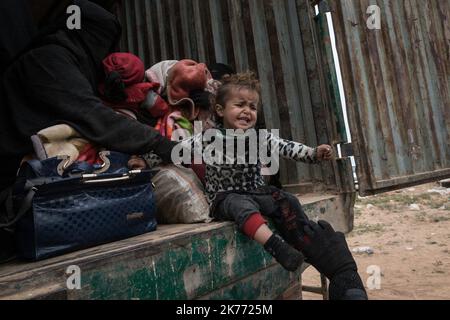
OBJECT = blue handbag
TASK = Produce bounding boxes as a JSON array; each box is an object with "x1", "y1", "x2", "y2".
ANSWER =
[{"x1": 8, "y1": 152, "x2": 157, "y2": 261}]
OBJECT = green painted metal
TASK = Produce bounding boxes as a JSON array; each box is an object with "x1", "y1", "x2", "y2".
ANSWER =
[
  {"x1": 200, "y1": 263, "x2": 303, "y2": 300},
  {"x1": 75, "y1": 225, "x2": 291, "y2": 300},
  {"x1": 74, "y1": 196, "x2": 345, "y2": 300},
  {"x1": 315, "y1": 5, "x2": 348, "y2": 143}
]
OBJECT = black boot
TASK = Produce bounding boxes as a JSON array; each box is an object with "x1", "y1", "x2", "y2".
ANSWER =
[
  {"x1": 296, "y1": 220, "x2": 368, "y2": 300},
  {"x1": 329, "y1": 269, "x2": 368, "y2": 300},
  {"x1": 264, "y1": 234, "x2": 304, "y2": 272}
]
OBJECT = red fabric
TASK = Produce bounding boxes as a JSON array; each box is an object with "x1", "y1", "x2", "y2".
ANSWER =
[
  {"x1": 122, "y1": 82, "x2": 159, "y2": 106},
  {"x1": 77, "y1": 143, "x2": 102, "y2": 164},
  {"x1": 100, "y1": 53, "x2": 162, "y2": 115},
  {"x1": 99, "y1": 82, "x2": 160, "y2": 110},
  {"x1": 102, "y1": 52, "x2": 145, "y2": 85},
  {"x1": 189, "y1": 163, "x2": 206, "y2": 186},
  {"x1": 150, "y1": 96, "x2": 169, "y2": 118},
  {"x1": 142, "y1": 90, "x2": 169, "y2": 118},
  {"x1": 242, "y1": 213, "x2": 267, "y2": 239}
]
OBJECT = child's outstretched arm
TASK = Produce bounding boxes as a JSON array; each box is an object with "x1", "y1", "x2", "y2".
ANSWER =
[
  {"x1": 267, "y1": 132, "x2": 333, "y2": 163},
  {"x1": 315, "y1": 144, "x2": 334, "y2": 161}
]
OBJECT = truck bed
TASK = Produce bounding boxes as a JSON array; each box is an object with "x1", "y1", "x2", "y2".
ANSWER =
[{"x1": 0, "y1": 192, "x2": 350, "y2": 300}]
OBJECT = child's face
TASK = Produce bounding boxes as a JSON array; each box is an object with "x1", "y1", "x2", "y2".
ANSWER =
[{"x1": 216, "y1": 87, "x2": 259, "y2": 130}]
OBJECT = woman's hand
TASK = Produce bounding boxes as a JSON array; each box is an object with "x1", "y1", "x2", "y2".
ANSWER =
[{"x1": 316, "y1": 144, "x2": 334, "y2": 161}]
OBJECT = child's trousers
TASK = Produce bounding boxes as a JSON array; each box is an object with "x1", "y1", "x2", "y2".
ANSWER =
[{"x1": 213, "y1": 186, "x2": 309, "y2": 248}]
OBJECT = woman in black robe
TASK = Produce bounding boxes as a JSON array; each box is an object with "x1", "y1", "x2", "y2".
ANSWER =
[
  {"x1": 0, "y1": 0, "x2": 176, "y2": 190},
  {"x1": 0, "y1": 0, "x2": 177, "y2": 262}
]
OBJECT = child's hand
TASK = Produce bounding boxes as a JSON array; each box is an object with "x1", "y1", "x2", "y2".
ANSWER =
[{"x1": 316, "y1": 145, "x2": 333, "y2": 161}]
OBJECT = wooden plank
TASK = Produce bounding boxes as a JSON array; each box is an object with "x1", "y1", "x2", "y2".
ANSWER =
[
  {"x1": 248, "y1": 0, "x2": 281, "y2": 130},
  {"x1": 0, "y1": 223, "x2": 230, "y2": 279},
  {"x1": 287, "y1": 3, "x2": 327, "y2": 183},
  {"x1": 116, "y1": 1, "x2": 128, "y2": 52},
  {"x1": 155, "y1": 0, "x2": 168, "y2": 59},
  {"x1": 286, "y1": 0, "x2": 319, "y2": 148},
  {"x1": 192, "y1": 0, "x2": 206, "y2": 62},
  {"x1": 133, "y1": 0, "x2": 145, "y2": 62},
  {"x1": 209, "y1": 0, "x2": 228, "y2": 63},
  {"x1": 271, "y1": 1, "x2": 311, "y2": 182},
  {"x1": 168, "y1": 0, "x2": 180, "y2": 59},
  {"x1": 3, "y1": 283, "x2": 67, "y2": 300},
  {"x1": 197, "y1": 263, "x2": 307, "y2": 300},
  {"x1": 247, "y1": 0, "x2": 289, "y2": 188},
  {"x1": 0, "y1": 194, "x2": 347, "y2": 300},
  {"x1": 124, "y1": 0, "x2": 135, "y2": 53},
  {"x1": 179, "y1": 0, "x2": 193, "y2": 58},
  {"x1": 73, "y1": 224, "x2": 273, "y2": 299},
  {"x1": 227, "y1": 0, "x2": 249, "y2": 71},
  {"x1": 143, "y1": 0, "x2": 157, "y2": 65}
]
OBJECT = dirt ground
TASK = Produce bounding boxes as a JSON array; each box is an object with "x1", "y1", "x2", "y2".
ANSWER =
[{"x1": 301, "y1": 181, "x2": 450, "y2": 300}]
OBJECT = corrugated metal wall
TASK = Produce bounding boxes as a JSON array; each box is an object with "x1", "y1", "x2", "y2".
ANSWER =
[
  {"x1": 114, "y1": 0, "x2": 346, "y2": 191},
  {"x1": 330, "y1": 0, "x2": 450, "y2": 195}
]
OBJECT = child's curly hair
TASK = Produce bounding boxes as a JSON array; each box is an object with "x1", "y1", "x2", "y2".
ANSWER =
[{"x1": 211, "y1": 71, "x2": 261, "y2": 125}]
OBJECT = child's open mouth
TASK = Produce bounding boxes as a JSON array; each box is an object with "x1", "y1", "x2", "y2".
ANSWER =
[{"x1": 237, "y1": 117, "x2": 251, "y2": 125}]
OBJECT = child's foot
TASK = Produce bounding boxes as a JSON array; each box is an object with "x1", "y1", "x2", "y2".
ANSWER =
[{"x1": 263, "y1": 234, "x2": 304, "y2": 272}]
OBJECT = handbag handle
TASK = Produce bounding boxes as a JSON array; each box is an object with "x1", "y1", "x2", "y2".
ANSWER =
[
  {"x1": 81, "y1": 170, "x2": 142, "y2": 184},
  {"x1": 92, "y1": 151, "x2": 111, "y2": 174},
  {"x1": 82, "y1": 175, "x2": 131, "y2": 184},
  {"x1": 81, "y1": 170, "x2": 156, "y2": 188},
  {"x1": 57, "y1": 151, "x2": 114, "y2": 177},
  {"x1": 0, "y1": 187, "x2": 36, "y2": 228}
]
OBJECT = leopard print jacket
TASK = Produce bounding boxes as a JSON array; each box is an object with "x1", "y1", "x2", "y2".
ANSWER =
[{"x1": 143, "y1": 129, "x2": 318, "y2": 206}]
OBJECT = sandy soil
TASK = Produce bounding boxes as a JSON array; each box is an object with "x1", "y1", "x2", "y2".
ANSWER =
[{"x1": 301, "y1": 182, "x2": 450, "y2": 300}]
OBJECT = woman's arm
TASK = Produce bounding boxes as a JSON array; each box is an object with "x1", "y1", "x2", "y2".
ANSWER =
[
  {"x1": 142, "y1": 133, "x2": 203, "y2": 167},
  {"x1": 10, "y1": 47, "x2": 177, "y2": 162}
]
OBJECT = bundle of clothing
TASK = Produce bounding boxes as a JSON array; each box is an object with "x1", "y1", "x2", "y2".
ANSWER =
[
  {"x1": 99, "y1": 52, "x2": 168, "y2": 122},
  {"x1": 146, "y1": 59, "x2": 222, "y2": 183},
  {"x1": 31, "y1": 124, "x2": 98, "y2": 165},
  {"x1": 145, "y1": 59, "x2": 220, "y2": 140},
  {"x1": 99, "y1": 54, "x2": 219, "y2": 141},
  {"x1": 25, "y1": 55, "x2": 220, "y2": 174}
]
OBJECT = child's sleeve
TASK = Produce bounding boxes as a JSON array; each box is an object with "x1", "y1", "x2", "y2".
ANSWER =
[
  {"x1": 267, "y1": 132, "x2": 318, "y2": 164},
  {"x1": 142, "y1": 151, "x2": 163, "y2": 168},
  {"x1": 142, "y1": 134, "x2": 200, "y2": 168}
]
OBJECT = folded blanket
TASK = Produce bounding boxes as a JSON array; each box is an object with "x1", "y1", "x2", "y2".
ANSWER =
[{"x1": 31, "y1": 124, "x2": 101, "y2": 166}]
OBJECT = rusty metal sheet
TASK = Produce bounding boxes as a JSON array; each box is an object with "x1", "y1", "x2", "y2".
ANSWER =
[
  {"x1": 115, "y1": 0, "x2": 346, "y2": 191},
  {"x1": 330, "y1": 0, "x2": 450, "y2": 195}
]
